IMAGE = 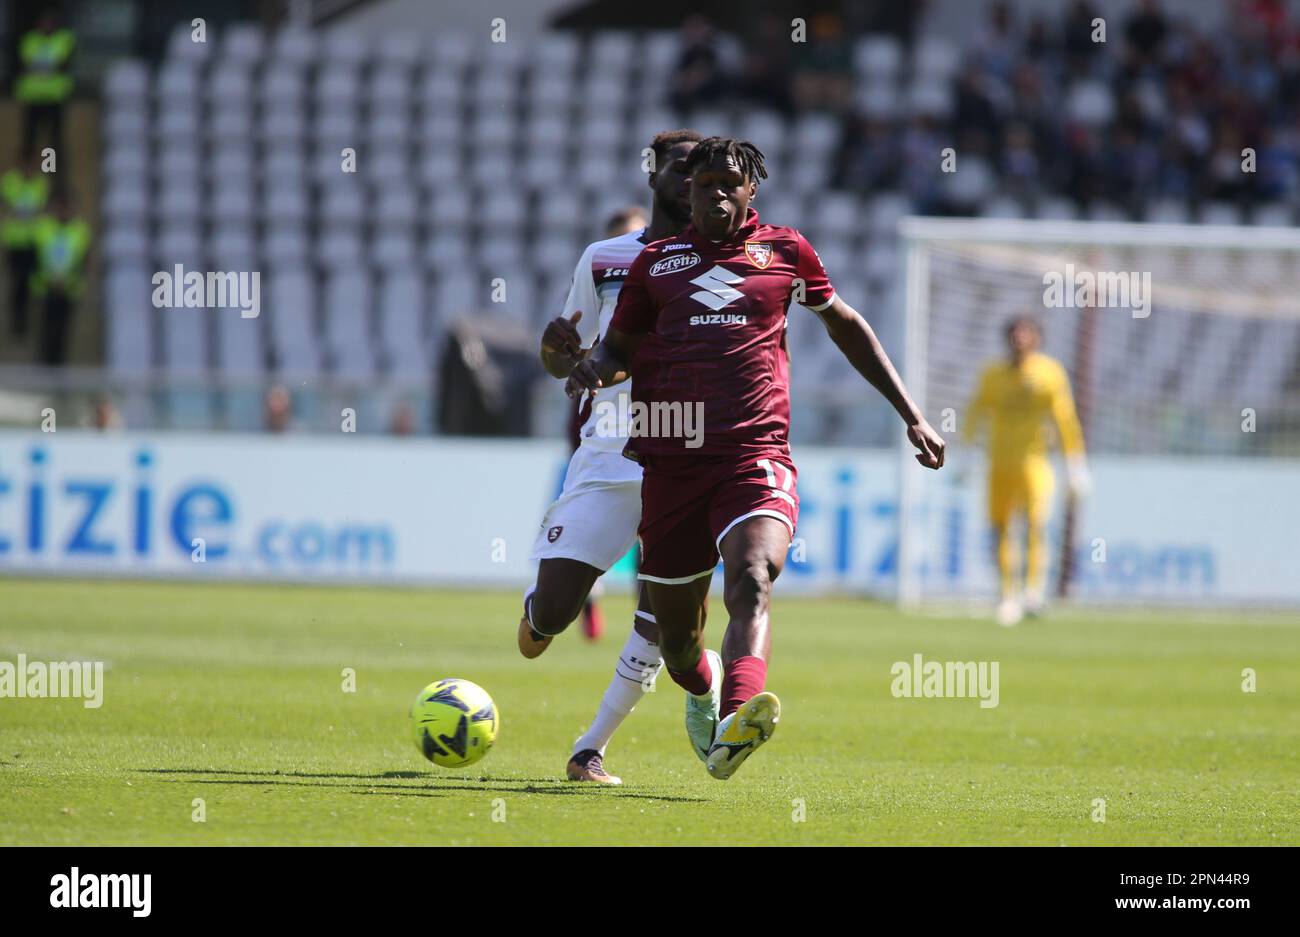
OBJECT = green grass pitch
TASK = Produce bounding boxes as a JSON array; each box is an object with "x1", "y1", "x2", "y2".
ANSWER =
[{"x1": 1, "y1": 578, "x2": 1297, "y2": 845}]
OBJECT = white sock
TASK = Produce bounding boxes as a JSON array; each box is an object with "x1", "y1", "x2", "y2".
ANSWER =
[{"x1": 572, "y1": 612, "x2": 663, "y2": 756}]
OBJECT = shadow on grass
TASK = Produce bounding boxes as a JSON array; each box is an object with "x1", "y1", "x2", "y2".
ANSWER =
[{"x1": 140, "y1": 768, "x2": 707, "y2": 803}]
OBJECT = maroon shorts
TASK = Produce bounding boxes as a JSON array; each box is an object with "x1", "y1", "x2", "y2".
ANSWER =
[{"x1": 635, "y1": 450, "x2": 799, "y2": 584}]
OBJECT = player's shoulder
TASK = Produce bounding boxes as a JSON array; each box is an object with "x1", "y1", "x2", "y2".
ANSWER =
[
  {"x1": 744, "y1": 222, "x2": 808, "y2": 248},
  {"x1": 634, "y1": 230, "x2": 694, "y2": 256},
  {"x1": 582, "y1": 228, "x2": 646, "y2": 266},
  {"x1": 1031, "y1": 352, "x2": 1069, "y2": 380}
]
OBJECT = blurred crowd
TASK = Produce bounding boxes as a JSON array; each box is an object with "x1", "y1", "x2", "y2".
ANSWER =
[{"x1": 673, "y1": 0, "x2": 1299, "y2": 217}]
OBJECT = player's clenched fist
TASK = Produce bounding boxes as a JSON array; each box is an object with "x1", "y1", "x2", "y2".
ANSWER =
[
  {"x1": 908, "y1": 420, "x2": 946, "y2": 469},
  {"x1": 542, "y1": 310, "x2": 584, "y2": 360},
  {"x1": 565, "y1": 358, "x2": 604, "y2": 399}
]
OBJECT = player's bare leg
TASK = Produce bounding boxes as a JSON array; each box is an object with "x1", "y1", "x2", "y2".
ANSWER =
[
  {"x1": 517, "y1": 557, "x2": 601, "y2": 658},
  {"x1": 644, "y1": 575, "x2": 719, "y2": 760},
  {"x1": 704, "y1": 515, "x2": 789, "y2": 779},
  {"x1": 567, "y1": 585, "x2": 663, "y2": 784}
]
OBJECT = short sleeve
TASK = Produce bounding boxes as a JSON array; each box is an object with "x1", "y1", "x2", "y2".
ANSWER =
[
  {"x1": 609, "y1": 249, "x2": 657, "y2": 336},
  {"x1": 795, "y1": 231, "x2": 836, "y2": 312},
  {"x1": 561, "y1": 243, "x2": 602, "y2": 347}
]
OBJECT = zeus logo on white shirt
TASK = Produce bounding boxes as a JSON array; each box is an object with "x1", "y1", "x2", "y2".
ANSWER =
[{"x1": 689, "y1": 265, "x2": 745, "y2": 312}]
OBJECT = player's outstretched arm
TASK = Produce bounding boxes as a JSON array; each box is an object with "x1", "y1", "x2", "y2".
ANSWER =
[
  {"x1": 811, "y1": 296, "x2": 945, "y2": 469},
  {"x1": 564, "y1": 327, "x2": 640, "y2": 400}
]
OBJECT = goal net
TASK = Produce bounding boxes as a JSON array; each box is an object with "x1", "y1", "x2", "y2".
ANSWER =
[{"x1": 896, "y1": 216, "x2": 1300, "y2": 610}]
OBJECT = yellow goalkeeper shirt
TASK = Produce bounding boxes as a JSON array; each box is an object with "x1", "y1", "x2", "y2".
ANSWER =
[{"x1": 964, "y1": 352, "x2": 1085, "y2": 467}]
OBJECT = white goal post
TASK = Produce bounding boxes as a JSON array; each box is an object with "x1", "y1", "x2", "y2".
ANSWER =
[{"x1": 896, "y1": 216, "x2": 1300, "y2": 610}]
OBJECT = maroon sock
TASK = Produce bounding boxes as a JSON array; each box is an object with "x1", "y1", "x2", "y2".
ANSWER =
[
  {"x1": 667, "y1": 651, "x2": 714, "y2": 697},
  {"x1": 721, "y1": 656, "x2": 768, "y2": 719}
]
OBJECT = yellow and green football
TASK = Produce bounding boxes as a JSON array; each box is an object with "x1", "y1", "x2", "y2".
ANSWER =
[{"x1": 410, "y1": 678, "x2": 499, "y2": 768}]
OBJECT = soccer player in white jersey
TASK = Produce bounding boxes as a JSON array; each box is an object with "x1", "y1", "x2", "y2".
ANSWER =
[{"x1": 517, "y1": 130, "x2": 701, "y2": 784}]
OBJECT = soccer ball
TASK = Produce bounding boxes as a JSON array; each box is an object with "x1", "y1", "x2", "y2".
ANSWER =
[{"x1": 410, "y1": 678, "x2": 499, "y2": 768}]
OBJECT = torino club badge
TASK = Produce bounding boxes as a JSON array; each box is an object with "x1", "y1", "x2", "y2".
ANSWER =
[{"x1": 744, "y1": 241, "x2": 773, "y2": 269}]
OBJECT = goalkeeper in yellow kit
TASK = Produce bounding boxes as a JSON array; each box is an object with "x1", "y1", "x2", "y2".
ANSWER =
[{"x1": 964, "y1": 317, "x2": 1089, "y2": 626}]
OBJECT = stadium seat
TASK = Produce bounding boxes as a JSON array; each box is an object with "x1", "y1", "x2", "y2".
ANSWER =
[
  {"x1": 318, "y1": 230, "x2": 366, "y2": 267},
  {"x1": 161, "y1": 304, "x2": 210, "y2": 376},
  {"x1": 321, "y1": 183, "x2": 366, "y2": 227},
  {"x1": 533, "y1": 33, "x2": 580, "y2": 72},
  {"x1": 912, "y1": 37, "x2": 960, "y2": 80},
  {"x1": 377, "y1": 271, "x2": 431, "y2": 378},
  {"x1": 263, "y1": 225, "x2": 310, "y2": 267},
  {"x1": 103, "y1": 226, "x2": 149, "y2": 265},
  {"x1": 214, "y1": 301, "x2": 266, "y2": 378},
  {"x1": 316, "y1": 66, "x2": 362, "y2": 109},
  {"x1": 321, "y1": 30, "x2": 369, "y2": 66},
  {"x1": 104, "y1": 60, "x2": 149, "y2": 102},
  {"x1": 372, "y1": 232, "x2": 417, "y2": 269},
  {"x1": 271, "y1": 26, "x2": 317, "y2": 66},
  {"x1": 261, "y1": 64, "x2": 307, "y2": 106},
  {"x1": 106, "y1": 268, "x2": 155, "y2": 374},
  {"x1": 854, "y1": 35, "x2": 903, "y2": 80},
  {"x1": 268, "y1": 270, "x2": 323, "y2": 376},
  {"x1": 425, "y1": 233, "x2": 472, "y2": 274},
  {"x1": 221, "y1": 23, "x2": 266, "y2": 65},
  {"x1": 322, "y1": 269, "x2": 376, "y2": 378},
  {"x1": 209, "y1": 225, "x2": 258, "y2": 268}
]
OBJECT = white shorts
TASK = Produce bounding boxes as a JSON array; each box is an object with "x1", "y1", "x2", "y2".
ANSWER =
[{"x1": 529, "y1": 444, "x2": 642, "y2": 571}]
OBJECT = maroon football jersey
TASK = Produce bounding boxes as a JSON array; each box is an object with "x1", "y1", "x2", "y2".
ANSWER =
[{"x1": 610, "y1": 209, "x2": 835, "y2": 456}]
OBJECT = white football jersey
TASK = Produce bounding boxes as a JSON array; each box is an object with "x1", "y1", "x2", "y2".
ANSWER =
[{"x1": 561, "y1": 228, "x2": 649, "y2": 452}]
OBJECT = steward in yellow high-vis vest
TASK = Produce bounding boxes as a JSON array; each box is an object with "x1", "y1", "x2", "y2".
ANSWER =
[
  {"x1": 2, "y1": 157, "x2": 50, "y2": 338},
  {"x1": 17, "y1": 14, "x2": 76, "y2": 159},
  {"x1": 30, "y1": 194, "x2": 91, "y2": 366}
]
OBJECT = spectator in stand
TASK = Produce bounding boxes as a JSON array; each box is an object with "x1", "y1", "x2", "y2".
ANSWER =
[
  {"x1": 736, "y1": 13, "x2": 794, "y2": 115},
  {"x1": 1124, "y1": 0, "x2": 1170, "y2": 63},
  {"x1": 88, "y1": 395, "x2": 123, "y2": 431},
  {"x1": 952, "y1": 63, "x2": 1001, "y2": 152},
  {"x1": 669, "y1": 16, "x2": 727, "y2": 112},
  {"x1": 1000, "y1": 122, "x2": 1042, "y2": 203},
  {"x1": 975, "y1": 1, "x2": 1020, "y2": 85},
  {"x1": 899, "y1": 115, "x2": 947, "y2": 213},
  {"x1": 30, "y1": 189, "x2": 90, "y2": 366},
  {"x1": 15, "y1": 11, "x2": 76, "y2": 159},
  {"x1": 389, "y1": 401, "x2": 416, "y2": 436},
  {"x1": 791, "y1": 12, "x2": 853, "y2": 113},
  {"x1": 1062, "y1": 0, "x2": 1104, "y2": 77},
  {"x1": 265, "y1": 385, "x2": 294, "y2": 433},
  {"x1": 2, "y1": 154, "x2": 50, "y2": 339},
  {"x1": 834, "y1": 116, "x2": 900, "y2": 193},
  {"x1": 1022, "y1": 16, "x2": 1055, "y2": 65}
]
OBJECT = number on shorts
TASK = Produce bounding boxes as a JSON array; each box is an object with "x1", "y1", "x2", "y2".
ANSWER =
[{"x1": 757, "y1": 459, "x2": 795, "y2": 505}]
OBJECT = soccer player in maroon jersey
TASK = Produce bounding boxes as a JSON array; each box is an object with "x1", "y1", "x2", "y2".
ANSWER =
[{"x1": 567, "y1": 137, "x2": 945, "y2": 779}]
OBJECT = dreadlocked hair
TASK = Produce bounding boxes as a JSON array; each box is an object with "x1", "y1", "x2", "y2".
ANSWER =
[{"x1": 683, "y1": 137, "x2": 768, "y2": 185}]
